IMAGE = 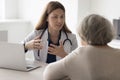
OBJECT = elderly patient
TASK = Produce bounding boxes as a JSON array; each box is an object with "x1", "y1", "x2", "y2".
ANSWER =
[{"x1": 43, "y1": 14, "x2": 120, "y2": 80}]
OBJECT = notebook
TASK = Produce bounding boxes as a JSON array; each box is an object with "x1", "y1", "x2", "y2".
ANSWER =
[{"x1": 0, "y1": 42, "x2": 40, "y2": 71}]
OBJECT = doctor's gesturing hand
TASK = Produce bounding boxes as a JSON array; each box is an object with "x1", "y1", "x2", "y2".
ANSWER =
[
  {"x1": 25, "y1": 37, "x2": 43, "y2": 50},
  {"x1": 48, "y1": 41, "x2": 67, "y2": 58}
]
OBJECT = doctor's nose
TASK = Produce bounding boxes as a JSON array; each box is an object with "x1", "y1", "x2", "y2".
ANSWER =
[{"x1": 57, "y1": 18, "x2": 63, "y2": 23}]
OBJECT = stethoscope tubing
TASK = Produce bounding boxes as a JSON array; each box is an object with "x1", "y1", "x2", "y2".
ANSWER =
[{"x1": 37, "y1": 29, "x2": 72, "y2": 57}]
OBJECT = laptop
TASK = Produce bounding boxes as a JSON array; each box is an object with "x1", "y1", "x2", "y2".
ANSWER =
[{"x1": 0, "y1": 42, "x2": 40, "y2": 71}]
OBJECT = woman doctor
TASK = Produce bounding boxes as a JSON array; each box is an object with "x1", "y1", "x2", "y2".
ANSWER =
[{"x1": 23, "y1": 1, "x2": 78, "y2": 63}]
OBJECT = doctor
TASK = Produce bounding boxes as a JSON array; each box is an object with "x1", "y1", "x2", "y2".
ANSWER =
[{"x1": 23, "y1": 1, "x2": 78, "y2": 63}]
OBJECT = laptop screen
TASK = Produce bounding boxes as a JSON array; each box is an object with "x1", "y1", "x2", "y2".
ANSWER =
[{"x1": 0, "y1": 42, "x2": 40, "y2": 71}]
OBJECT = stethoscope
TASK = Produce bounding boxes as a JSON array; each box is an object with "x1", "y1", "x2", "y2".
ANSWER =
[{"x1": 37, "y1": 28, "x2": 72, "y2": 56}]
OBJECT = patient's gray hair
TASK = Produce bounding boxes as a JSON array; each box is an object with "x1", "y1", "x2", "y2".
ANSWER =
[{"x1": 78, "y1": 14, "x2": 115, "y2": 45}]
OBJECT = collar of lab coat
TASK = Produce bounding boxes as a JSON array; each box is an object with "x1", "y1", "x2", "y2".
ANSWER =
[
  {"x1": 41, "y1": 29, "x2": 68, "y2": 42},
  {"x1": 39, "y1": 29, "x2": 71, "y2": 61}
]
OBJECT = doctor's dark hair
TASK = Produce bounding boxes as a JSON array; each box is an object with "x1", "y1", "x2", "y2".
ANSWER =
[
  {"x1": 78, "y1": 14, "x2": 115, "y2": 45},
  {"x1": 35, "y1": 1, "x2": 71, "y2": 33}
]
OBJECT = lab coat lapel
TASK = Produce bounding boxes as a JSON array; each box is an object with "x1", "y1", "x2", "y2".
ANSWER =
[
  {"x1": 39, "y1": 30, "x2": 48, "y2": 62},
  {"x1": 60, "y1": 31, "x2": 71, "y2": 54}
]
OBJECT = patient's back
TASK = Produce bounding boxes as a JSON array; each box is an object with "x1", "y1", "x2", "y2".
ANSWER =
[{"x1": 65, "y1": 46, "x2": 120, "y2": 80}]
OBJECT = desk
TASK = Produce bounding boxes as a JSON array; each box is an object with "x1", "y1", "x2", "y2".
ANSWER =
[
  {"x1": 0, "y1": 62, "x2": 47, "y2": 80},
  {"x1": 108, "y1": 39, "x2": 120, "y2": 49}
]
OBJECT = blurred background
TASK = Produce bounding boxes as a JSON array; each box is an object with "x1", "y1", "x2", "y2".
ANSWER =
[{"x1": 0, "y1": 0, "x2": 120, "y2": 43}]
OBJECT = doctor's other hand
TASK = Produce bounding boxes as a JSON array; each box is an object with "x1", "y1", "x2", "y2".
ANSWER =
[
  {"x1": 48, "y1": 41, "x2": 67, "y2": 58},
  {"x1": 25, "y1": 39, "x2": 43, "y2": 50}
]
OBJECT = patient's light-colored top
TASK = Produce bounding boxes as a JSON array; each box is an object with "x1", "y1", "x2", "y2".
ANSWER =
[{"x1": 44, "y1": 45, "x2": 120, "y2": 80}]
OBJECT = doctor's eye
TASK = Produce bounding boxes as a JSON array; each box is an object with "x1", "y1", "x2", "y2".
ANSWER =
[
  {"x1": 51, "y1": 16, "x2": 58, "y2": 19},
  {"x1": 60, "y1": 15, "x2": 65, "y2": 19}
]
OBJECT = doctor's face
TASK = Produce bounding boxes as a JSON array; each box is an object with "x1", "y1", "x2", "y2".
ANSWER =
[{"x1": 47, "y1": 8, "x2": 65, "y2": 31}]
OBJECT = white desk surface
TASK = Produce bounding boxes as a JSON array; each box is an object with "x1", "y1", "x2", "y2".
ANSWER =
[
  {"x1": 108, "y1": 39, "x2": 120, "y2": 49},
  {"x1": 0, "y1": 62, "x2": 47, "y2": 80}
]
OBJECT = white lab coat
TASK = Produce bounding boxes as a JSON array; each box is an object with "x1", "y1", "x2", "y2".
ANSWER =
[{"x1": 23, "y1": 29, "x2": 78, "y2": 62}]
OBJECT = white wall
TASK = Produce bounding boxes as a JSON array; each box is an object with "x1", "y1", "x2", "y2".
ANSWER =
[
  {"x1": 0, "y1": 0, "x2": 19, "y2": 19},
  {"x1": 5, "y1": 0, "x2": 19, "y2": 19},
  {"x1": 18, "y1": 0, "x2": 46, "y2": 27},
  {"x1": 78, "y1": 0, "x2": 90, "y2": 24},
  {"x1": 90, "y1": 0, "x2": 120, "y2": 22},
  {"x1": 0, "y1": 0, "x2": 5, "y2": 19}
]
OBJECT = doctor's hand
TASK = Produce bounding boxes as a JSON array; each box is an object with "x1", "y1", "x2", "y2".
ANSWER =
[
  {"x1": 25, "y1": 39, "x2": 43, "y2": 50},
  {"x1": 48, "y1": 41, "x2": 67, "y2": 58}
]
